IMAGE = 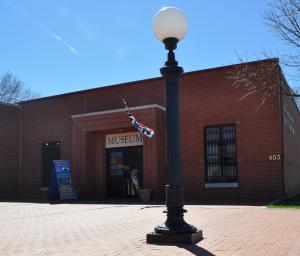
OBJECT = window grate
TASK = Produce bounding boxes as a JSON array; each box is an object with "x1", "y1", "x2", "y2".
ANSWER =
[{"x1": 204, "y1": 124, "x2": 237, "y2": 183}]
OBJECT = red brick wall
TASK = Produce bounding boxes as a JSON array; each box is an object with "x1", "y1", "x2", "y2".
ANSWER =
[
  {"x1": 93, "y1": 132, "x2": 105, "y2": 199},
  {"x1": 19, "y1": 95, "x2": 84, "y2": 198},
  {"x1": 15, "y1": 60, "x2": 284, "y2": 201},
  {"x1": 0, "y1": 102, "x2": 19, "y2": 198},
  {"x1": 72, "y1": 107, "x2": 165, "y2": 200},
  {"x1": 19, "y1": 79, "x2": 165, "y2": 199},
  {"x1": 281, "y1": 77, "x2": 300, "y2": 197},
  {"x1": 180, "y1": 62, "x2": 283, "y2": 201}
]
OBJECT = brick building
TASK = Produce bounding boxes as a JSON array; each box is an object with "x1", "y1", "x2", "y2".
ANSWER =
[{"x1": 0, "y1": 59, "x2": 299, "y2": 201}]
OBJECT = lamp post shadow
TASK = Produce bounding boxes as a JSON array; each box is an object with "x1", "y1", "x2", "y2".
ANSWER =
[
  {"x1": 177, "y1": 244, "x2": 215, "y2": 256},
  {"x1": 150, "y1": 243, "x2": 215, "y2": 256}
]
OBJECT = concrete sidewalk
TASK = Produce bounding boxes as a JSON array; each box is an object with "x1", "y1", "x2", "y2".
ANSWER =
[{"x1": 0, "y1": 202, "x2": 299, "y2": 255}]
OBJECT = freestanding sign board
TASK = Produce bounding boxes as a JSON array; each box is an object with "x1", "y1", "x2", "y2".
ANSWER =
[{"x1": 49, "y1": 160, "x2": 77, "y2": 200}]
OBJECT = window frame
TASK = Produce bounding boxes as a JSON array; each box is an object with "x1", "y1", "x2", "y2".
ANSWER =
[
  {"x1": 41, "y1": 141, "x2": 61, "y2": 188},
  {"x1": 204, "y1": 123, "x2": 238, "y2": 185}
]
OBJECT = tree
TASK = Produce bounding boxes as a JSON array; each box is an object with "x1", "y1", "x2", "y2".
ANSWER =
[
  {"x1": 228, "y1": 58, "x2": 300, "y2": 109},
  {"x1": 264, "y1": 0, "x2": 300, "y2": 69},
  {"x1": 228, "y1": 0, "x2": 300, "y2": 109},
  {"x1": 0, "y1": 71, "x2": 39, "y2": 103},
  {"x1": 264, "y1": 0, "x2": 300, "y2": 106}
]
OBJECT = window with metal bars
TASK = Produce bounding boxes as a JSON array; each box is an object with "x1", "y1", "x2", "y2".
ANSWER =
[{"x1": 204, "y1": 124, "x2": 237, "y2": 183}]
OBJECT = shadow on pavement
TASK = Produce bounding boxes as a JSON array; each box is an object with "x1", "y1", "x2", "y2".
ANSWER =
[
  {"x1": 178, "y1": 244, "x2": 215, "y2": 256},
  {"x1": 150, "y1": 241, "x2": 215, "y2": 256}
]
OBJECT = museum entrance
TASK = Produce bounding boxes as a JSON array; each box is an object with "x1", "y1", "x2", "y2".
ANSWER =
[{"x1": 106, "y1": 146, "x2": 143, "y2": 197}]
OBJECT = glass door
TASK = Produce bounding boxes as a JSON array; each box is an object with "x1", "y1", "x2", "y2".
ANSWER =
[
  {"x1": 106, "y1": 146, "x2": 143, "y2": 197},
  {"x1": 106, "y1": 150, "x2": 124, "y2": 197}
]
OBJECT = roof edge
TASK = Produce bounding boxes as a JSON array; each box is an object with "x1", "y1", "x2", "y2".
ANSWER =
[
  {"x1": 18, "y1": 58, "x2": 278, "y2": 105},
  {"x1": 71, "y1": 104, "x2": 166, "y2": 119},
  {"x1": 0, "y1": 100, "x2": 20, "y2": 108}
]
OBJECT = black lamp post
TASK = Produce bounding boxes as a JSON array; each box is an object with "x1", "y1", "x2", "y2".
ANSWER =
[{"x1": 146, "y1": 7, "x2": 203, "y2": 244}]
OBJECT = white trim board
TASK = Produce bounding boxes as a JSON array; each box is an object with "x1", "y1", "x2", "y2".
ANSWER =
[
  {"x1": 205, "y1": 183, "x2": 239, "y2": 188},
  {"x1": 71, "y1": 104, "x2": 166, "y2": 119}
]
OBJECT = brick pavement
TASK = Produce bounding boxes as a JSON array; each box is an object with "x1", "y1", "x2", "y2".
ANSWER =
[{"x1": 0, "y1": 202, "x2": 299, "y2": 256}]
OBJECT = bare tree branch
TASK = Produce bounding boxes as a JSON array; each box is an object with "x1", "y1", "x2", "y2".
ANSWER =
[
  {"x1": 264, "y1": 0, "x2": 300, "y2": 67},
  {"x1": 0, "y1": 71, "x2": 39, "y2": 103},
  {"x1": 228, "y1": 59, "x2": 300, "y2": 109},
  {"x1": 228, "y1": 0, "x2": 300, "y2": 109}
]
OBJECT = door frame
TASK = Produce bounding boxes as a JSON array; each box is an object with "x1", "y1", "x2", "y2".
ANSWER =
[
  {"x1": 105, "y1": 145, "x2": 143, "y2": 198},
  {"x1": 41, "y1": 141, "x2": 61, "y2": 189}
]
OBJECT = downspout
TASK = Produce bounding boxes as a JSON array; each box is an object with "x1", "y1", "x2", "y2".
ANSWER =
[
  {"x1": 18, "y1": 105, "x2": 22, "y2": 198},
  {"x1": 278, "y1": 65, "x2": 286, "y2": 197}
]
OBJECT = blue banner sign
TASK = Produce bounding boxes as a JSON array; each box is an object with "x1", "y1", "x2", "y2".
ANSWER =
[{"x1": 49, "y1": 160, "x2": 77, "y2": 200}]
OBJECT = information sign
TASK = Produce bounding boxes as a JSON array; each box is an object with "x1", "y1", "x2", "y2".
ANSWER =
[{"x1": 49, "y1": 160, "x2": 77, "y2": 200}]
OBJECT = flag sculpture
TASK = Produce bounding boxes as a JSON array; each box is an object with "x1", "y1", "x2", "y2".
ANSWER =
[{"x1": 122, "y1": 98, "x2": 155, "y2": 138}]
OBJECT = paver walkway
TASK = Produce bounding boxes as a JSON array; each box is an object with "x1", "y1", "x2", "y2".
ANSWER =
[{"x1": 0, "y1": 202, "x2": 299, "y2": 255}]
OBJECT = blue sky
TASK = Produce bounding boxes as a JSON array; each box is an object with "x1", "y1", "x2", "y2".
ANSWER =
[{"x1": 0, "y1": 0, "x2": 295, "y2": 97}]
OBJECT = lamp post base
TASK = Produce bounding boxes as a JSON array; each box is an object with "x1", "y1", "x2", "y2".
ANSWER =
[
  {"x1": 146, "y1": 230, "x2": 203, "y2": 244},
  {"x1": 146, "y1": 207, "x2": 203, "y2": 244}
]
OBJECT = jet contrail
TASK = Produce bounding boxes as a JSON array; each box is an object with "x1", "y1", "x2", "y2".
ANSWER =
[
  {"x1": 49, "y1": 33, "x2": 78, "y2": 54},
  {"x1": 16, "y1": 8, "x2": 78, "y2": 54}
]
